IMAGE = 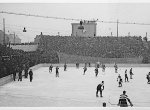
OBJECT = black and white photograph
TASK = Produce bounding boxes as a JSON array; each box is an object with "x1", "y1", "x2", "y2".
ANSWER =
[{"x1": 0, "y1": 0, "x2": 150, "y2": 110}]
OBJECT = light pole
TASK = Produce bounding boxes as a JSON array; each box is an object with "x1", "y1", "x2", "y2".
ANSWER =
[
  {"x1": 117, "y1": 19, "x2": 119, "y2": 37},
  {"x1": 14, "y1": 32, "x2": 16, "y2": 44},
  {"x1": 111, "y1": 32, "x2": 113, "y2": 37},
  {"x1": 3, "y1": 18, "x2": 5, "y2": 45}
]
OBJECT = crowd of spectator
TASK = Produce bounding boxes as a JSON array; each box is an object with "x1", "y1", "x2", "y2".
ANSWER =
[
  {"x1": 38, "y1": 35, "x2": 146, "y2": 59},
  {"x1": 0, "y1": 35, "x2": 149, "y2": 78},
  {"x1": 142, "y1": 41, "x2": 150, "y2": 63},
  {"x1": 0, "y1": 44, "x2": 59, "y2": 78}
]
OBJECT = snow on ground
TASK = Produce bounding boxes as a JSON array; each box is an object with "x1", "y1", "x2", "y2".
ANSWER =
[{"x1": 0, "y1": 65, "x2": 150, "y2": 107}]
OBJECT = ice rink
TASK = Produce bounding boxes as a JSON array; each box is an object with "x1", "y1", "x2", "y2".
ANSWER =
[{"x1": 0, "y1": 65, "x2": 150, "y2": 107}]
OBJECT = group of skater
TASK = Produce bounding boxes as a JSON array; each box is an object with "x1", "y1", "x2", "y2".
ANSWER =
[
  {"x1": 82, "y1": 62, "x2": 106, "y2": 76},
  {"x1": 49, "y1": 64, "x2": 59, "y2": 77},
  {"x1": 48, "y1": 62, "x2": 150, "y2": 107},
  {"x1": 94, "y1": 64, "x2": 106, "y2": 77},
  {"x1": 83, "y1": 62, "x2": 134, "y2": 107},
  {"x1": 13, "y1": 67, "x2": 33, "y2": 82},
  {"x1": 117, "y1": 68, "x2": 134, "y2": 87},
  {"x1": 49, "y1": 63, "x2": 67, "y2": 77},
  {"x1": 96, "y1": 81, "x2": 133, "y2": 107}
]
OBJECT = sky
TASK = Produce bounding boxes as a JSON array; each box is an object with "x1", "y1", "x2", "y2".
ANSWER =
[{"x1": 0, "y1": 2, "x2": 150, "y2": 42}]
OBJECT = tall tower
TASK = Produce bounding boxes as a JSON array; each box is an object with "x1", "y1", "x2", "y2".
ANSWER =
[{"x1": 71, "y1": 20, "x2": 97, "y2": 37}]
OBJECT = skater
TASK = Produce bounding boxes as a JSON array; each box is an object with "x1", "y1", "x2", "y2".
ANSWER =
[
  {"x1": 13, "y1": 70, "x2": 16, "y2": 81},
  {"x1": 102, "y1": 64, "x2": 106, "y2": 72},
  {"x1": 56, "y1": 66, "x2": 59, "y2": 77},
  {"x1": 125, "y1": 69, "x2": 129, "y2": 82},
  {"x1": 76, "y1": 62, "x2": 79, "y2": 68},
  {"x1": 119, "y1": 78, "x2": 123, "y2": 87},
  {"x1": 114, "y1": 63, "x2": 118, "y2": 73},
  {"x1": 117, "y1": 74, "x2": 123, "y2": 87},
  {"x1": 85, "y1": 63, "x2": 87, "y2": 67},
  {"x1": 97, "y1": 62, "x2": 100, "y2": 68},
  {"x1": 129, "y1": 68, "x2": 134, "y2": 79},
  {"x1": 24, "y1": 64, "x2": 29, "y2": 78},
  {"x1": 146, "y1": 72, "x2": 150, "y2": 83},
  {"x1": 95, "y1": 67, "x2": 99, "y2": 77},
  {"x1": 96, "y1": 81, "x2": 104, "y2": 97},
  {"x1": 88, "y1": 62, "x2": 91, "y2": 67},
  {"x1": 24, "y1": 66, "x2": 29, "y2": 78},
  {"x1": 83, "y1": 66, "x2": 87, "y2": 75},
  {"x1": 29, "y1": 69, "x2": 33, "y2": 82},
  {"x1": 49, "y1": 64, "x2": 53, "y2": 73},
  {"x1": 64, "y1": 63, "x2": 67, "y2": 71},
  {"x1": 18, "y1": 69, "x2": 22, "y2": 81},
  {"x1": 118, "y1": 90, "x2": 133, "y2": 107},
  {"x1": 12, "y1": 66, "x2": 16, "y2": 81}
]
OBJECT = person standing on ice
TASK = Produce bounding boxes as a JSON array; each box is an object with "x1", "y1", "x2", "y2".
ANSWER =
[
  {"x1": 56, "y1": 66, "x2": 59, "y2": 77},
  {"x1": 83, "y1": 66, "x2": 87, "y2": 75},
  {"x1": 129, "y1": 68, "x2": 134, "y2": 79},
  {"x1": 76, "y1": 62, "x2": 79, "y2": 68},
  {"x1": 117, "y1": 74, "x2": 123, "y2": 87},
  {"x1": 96, "y1": 62, "x2": 100, "y2": 68},
  {"x1": 114, "y1": 63, "x2": 118, "y2": 73},
  {"x1": 96, "y1": 81, "x2": 104, "y2": 97},
  {"x1": 102, "y1": 64, "x2": 106, "y2": 72},
  {"x1": 118, "y1": 90, "x2": 133, "y2": 107},
  {"x1": 49, "y1": 64, "x2": 53, "y2": 73},
  {"x1": 12, "y1": 67, "x2": 16, "y2": 81},
  {"x1": 29, "y1": 69, "x2": 33, "y2": 82},
  {"x1": 64, "y1": 63, "x2": 67, "y2": 71},
  {"x1": 18, "y1": 69, "x2": 22, "y2": 81},
  {"x1": 88, "y1": 62, "x2": 91, "y2": 67},
  {"x1": 125, "y1": 69, "x2": 129, "y2": 82},
  {"x1": 13, "y1": 71, "x2": 16, "y2": 81},
  {"x1": 95, "y1": 67, "x2": 99, "y2": 77},
  {"x1": 146, "y1": 72, "x2": 150, "y2": 83},
  {"x1": 85, "y1": 63, "x2": 87, "y2": 67}
]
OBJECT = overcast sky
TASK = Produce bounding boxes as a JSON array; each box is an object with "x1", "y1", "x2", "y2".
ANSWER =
[{"x1": 0, "y1": 3, "x2": 150, "y2": 42}]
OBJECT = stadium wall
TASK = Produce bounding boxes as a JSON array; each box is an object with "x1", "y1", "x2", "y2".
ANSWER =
[
  {"x1": 0, "y1": 74, "x2": 13, "y2": 86},
  {"x1": 26, "y1": 63, "x2": 150, "y2": 68},
  {"x1": 57, "y1": 52, "x2": 143, "y2": 64}
]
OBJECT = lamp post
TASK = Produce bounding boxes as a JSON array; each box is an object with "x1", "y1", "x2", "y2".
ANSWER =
[
  {"x1": 117, "y1": 19, "x2": 119, "y2": 37},
  {"x1": 14, "y1": 32, "x2": 16, "y2": 44},
  {"x1": 111, "y1": 32, "x2": 113, "y2": 37},
  {"x1": 3, "y1": 18, "x2": 5, "y2": 46},
  {"x1": 58, "y1": 32, "x2": 60, "y2": 36}
]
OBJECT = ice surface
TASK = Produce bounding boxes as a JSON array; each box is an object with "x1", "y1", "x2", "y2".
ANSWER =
[{"x1": 0, "y1": 66, "x2": 150, "y2": 107}]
